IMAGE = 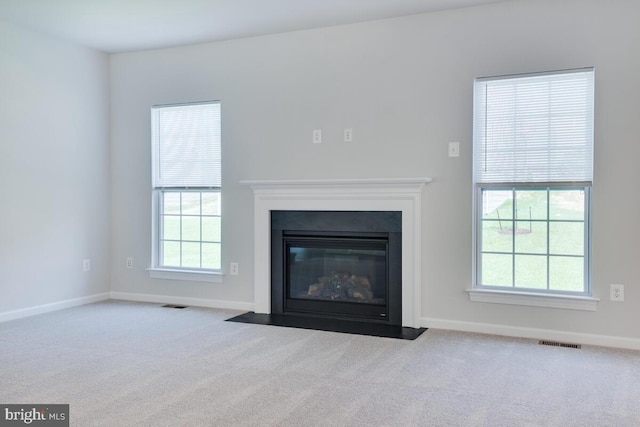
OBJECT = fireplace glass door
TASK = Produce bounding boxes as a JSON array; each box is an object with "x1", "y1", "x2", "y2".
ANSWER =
[{"x1": 284, "y1": 236, "x2": 389, "y2": 320}]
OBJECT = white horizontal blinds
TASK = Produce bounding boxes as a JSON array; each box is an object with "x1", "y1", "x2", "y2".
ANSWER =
[
  {"x1": 474, "y1": 69, "x2": 594, "y2": 184},
  {"x1": 152, "y1": 102, "x2": 221, "y2": 188}
]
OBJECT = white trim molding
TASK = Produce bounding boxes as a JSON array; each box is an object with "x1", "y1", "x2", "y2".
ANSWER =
[
  {"x1": 0, "y1": 292, "x2": 111, "y2": 323},
  {"x1": 110, "y1": 292, "x2": 255, "y2": 312},
  {"x1": 467, "y1": 288, "x2": 599, "y2": 311},
  {"x1": 242, "y1": 177, "x2": 432, "y2": 328},
  {"x1": 422, "y1": 317, "x2": 640, "y2": 351},
  {"x1": 147, "y1": 268, "x2": 223, "y2": 283}
]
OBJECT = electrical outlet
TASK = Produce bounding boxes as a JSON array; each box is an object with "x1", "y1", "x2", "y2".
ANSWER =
[
  {"x1": 83, "y1": 258, "x2": 91, "y2": 272},
  {"x1": 344, "y1": 128, "x2": 353, "y2": 142},
  {"x1": 312, "y1": 129, "x2": 322, "y2": 144},
  {"x1": 230, "y1": 262, "x2": 239, "y2": 276},
  {"x1": 610, "y1": 284, "x2": 624, "y2": 302},
  {"x1": 126, "y1": 257, "x2": 133, "y2": 269}
]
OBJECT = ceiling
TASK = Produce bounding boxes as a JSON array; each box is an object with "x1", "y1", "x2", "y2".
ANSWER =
[{"x1": 0, "y1": 0, "x2": 507, "y2": 53}]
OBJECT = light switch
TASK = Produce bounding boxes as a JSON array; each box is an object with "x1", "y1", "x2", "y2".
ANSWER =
[{"x1": 448, "y1": 141, "x2": 460, "y2": 157}]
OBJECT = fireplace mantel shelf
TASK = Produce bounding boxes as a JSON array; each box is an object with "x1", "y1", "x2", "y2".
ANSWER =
[
  {"x1": 244, "y1": 177, "x2": 430, "y2": 328},
  {"x1": 240, "y1": 177, "x2": 432, "y2": 188}
]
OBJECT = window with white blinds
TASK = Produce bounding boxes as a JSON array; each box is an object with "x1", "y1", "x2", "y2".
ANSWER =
[
  {"x1": 472, "y1": 69, "x2": 595, "y2": 297},
  {"x1": 151, "y1": 101, "x2": 222, "y2": 274},
  {"x1": 473, "y1": 68, "x2": 594, "y2": 185},
  {"x1": 152, "y1": 102, "x2": 221, "y2": 189}
]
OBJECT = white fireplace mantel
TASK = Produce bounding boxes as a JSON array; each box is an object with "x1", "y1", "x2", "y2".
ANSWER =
[{"x1": 242, "y1": 177, "x2": 432, "y2": 328}]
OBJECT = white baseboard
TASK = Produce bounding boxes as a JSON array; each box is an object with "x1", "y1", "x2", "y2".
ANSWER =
[
  {"x1": 110, "y1": 291, "x2": 255, "y2": 312},
  {"x1": 421, "y1": 317, "x2": 640, "y2": 351},
  {"x1": 0, "y1": 293, "x2": 111, "y2": 323}
]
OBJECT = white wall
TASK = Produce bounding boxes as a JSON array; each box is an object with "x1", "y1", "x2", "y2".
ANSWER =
[
  {"x1": 110, "y1": 0, "x2": 640, "y2": 342},
  {"x1": 0, "y1": 20, "x2": 111, "y2": 314}
]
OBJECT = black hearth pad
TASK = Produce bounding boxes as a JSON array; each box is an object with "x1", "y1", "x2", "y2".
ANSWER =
[{"x1": 226, "y1": 312, "x2": 427, "y2": 340}]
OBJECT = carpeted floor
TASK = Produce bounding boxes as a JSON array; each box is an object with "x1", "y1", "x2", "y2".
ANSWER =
[{"x1": 1, "y1": 300, "x2": 639, "y2": 426}]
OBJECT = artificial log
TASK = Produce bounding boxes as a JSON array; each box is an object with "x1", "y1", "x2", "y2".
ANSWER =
[{"x1": 307, "y1": 271, "x2": 373, "y2": 301}]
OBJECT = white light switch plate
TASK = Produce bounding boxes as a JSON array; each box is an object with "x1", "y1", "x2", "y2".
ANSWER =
[{"x1": 448, "y1": 142, "x2": 460, "y2": 157}]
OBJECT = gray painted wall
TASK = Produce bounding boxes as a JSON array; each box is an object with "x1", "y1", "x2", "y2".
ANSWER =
[
  {"x1": 0, "y1": 20, "x2": 111, "y2": 312},
  {"x1": 2, "y1": 0, "x2": 637, "y2": 342},
  {"x1": 110, "y1": 0, "x2": 640, "y2": 340}
]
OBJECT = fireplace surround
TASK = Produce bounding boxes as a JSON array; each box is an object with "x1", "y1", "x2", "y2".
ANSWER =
[
  {"x1": 271, "y1": 210, "x2": 402, "y2": 324},
  {"x1": 242, "y1": 178, "x2": 431, "y2": 329}
]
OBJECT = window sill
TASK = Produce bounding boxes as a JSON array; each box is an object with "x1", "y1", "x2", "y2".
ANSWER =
[
  {"x1": 147, "y1": 268, "x2": 223, "y2": 283},
  {"x1": 466, "y1": 288, "x2": 599, "y2": 311}
]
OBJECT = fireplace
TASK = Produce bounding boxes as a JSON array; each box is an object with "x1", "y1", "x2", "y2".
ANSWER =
[
  {"x1": 271, "y1": 211, "x2": 402, "y2": 325},
  {"x1": 241, "y1": 177, "x2": 431, "y2": 329}
]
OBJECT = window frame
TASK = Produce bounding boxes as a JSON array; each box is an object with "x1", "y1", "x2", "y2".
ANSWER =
[
  {"x1": 148, "y1": 101, "x2": 223, "y2": 282},
  {"x1": 470, "y1": 68, "x2": 598, "y2": 308},
  {"x1": 474, "y1": 184, "x2": 592, "y2": 296}
]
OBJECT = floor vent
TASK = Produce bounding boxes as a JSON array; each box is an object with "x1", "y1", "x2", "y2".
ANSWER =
[
  {"x1": 162, "y1": 304, "x2": 188, "y2": 309},
  {"x1": 539, "y1": 340, "x2": 581, "y2": 349}
]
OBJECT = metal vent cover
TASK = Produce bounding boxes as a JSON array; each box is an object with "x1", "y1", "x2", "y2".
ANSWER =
[{"x1": 539, "y1": 340, "x2": 581, "y2": 349}]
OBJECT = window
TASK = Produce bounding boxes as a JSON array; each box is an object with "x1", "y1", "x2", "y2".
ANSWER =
[
  {"x1": 151, "y1": 102, "x2": 221, "y2": 276},
  {"x1": 473, "y1": 69, "x2": 594, "y2": 296}
]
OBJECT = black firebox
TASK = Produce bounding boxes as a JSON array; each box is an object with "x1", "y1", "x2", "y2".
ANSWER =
[{"x1": 271, "y1": 211, "x2": 402, "y2": 325}]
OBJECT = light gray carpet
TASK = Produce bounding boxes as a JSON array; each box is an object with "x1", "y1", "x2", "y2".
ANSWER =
[{"x1": 1, "y1": 300, "x2": 639, "y2": 426}]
